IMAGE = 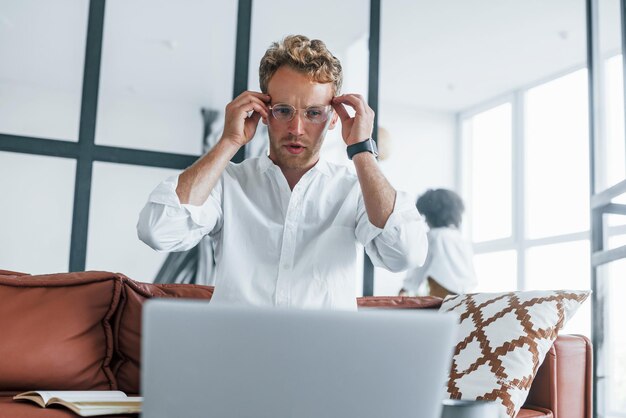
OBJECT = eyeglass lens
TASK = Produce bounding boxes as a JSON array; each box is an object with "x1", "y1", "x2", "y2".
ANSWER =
[{"x1": 271, "y1": 104, "x2": 329, "y2": 124}]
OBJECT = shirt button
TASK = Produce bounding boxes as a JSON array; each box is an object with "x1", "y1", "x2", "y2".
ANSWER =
[{"x1": 282, "y1": 263, "x2": 290, "y2": 270}]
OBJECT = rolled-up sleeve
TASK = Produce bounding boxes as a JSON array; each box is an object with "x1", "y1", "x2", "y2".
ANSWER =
[
  {"x1": 356, "y1": 191, "x2": 428, "y2": 272},
  {"x1": 137, "y1": 175, "x2": 223, "y2": 252}
]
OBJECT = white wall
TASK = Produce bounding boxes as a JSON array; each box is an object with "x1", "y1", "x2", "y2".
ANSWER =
[
  {"x1": 374, "y1": 102, "x2": 457, "y2": 295},
  {"x1": 378, "y1": 102, "x2": 457, "y2": 199}
]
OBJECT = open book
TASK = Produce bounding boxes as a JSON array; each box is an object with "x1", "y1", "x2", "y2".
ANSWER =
[{"x1": 13, "y1": 390, "x2": 142, "y2": 416}]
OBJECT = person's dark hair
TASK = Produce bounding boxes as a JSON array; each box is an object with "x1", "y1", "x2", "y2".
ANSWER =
[{"x1": 416, "y1": 189, "x2": 465, "y2": 228}]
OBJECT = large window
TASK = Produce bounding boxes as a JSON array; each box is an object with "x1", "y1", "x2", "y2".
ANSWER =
[
  {"x1": 524, "y1": 70, "x2": 590, "y2": 239},
  {"x1": 0, "y1": 0, "x2": 235, "y2": 276},
  {"x1": 464, "y1": 103, "x2": 513, "y2": 244},
  {"x1": 95, "y1": 1, "x2": 237, "y2": 155},
  {"x1": 604, "y1": 256, "x2": 626, "y2": 414},
  {"x1": 462, "y1": 68, "x2": 591, "y2": 336},
  {"x1": 593, "y1": 0, "x2": 626, "y2": 415},
  {"x1": 0, "y1": 0, "x2": 88, "y2": 141},
  {"x1": 86, "y1": 163, "x2": 180, "y2": 281},
  {"x1": 603, "y1": 55, "x2": 625, "y2": 191},
  {"x1": 463, "y1": 44, "x2": 626, "y2": 415},
  {"x1": 0, "y1": 152, "x2": 75, "y2": 274}
]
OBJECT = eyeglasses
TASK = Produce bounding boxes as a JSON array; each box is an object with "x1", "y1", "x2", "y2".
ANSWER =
[{"x1": 268, "y1": 104, "x2": 332, "y2": 124}]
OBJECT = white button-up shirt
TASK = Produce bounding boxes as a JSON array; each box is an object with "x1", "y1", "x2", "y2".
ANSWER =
[
  {"x1": 402, "y1": 227, "x2": 477, "y2": 294},
  {"x1": 138, "y1": 155, "x2": 428, "y2": 310}
]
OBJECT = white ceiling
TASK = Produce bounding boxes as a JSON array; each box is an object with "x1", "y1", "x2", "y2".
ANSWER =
[
  {"x1": 0, "y1": 0, "x2": 619, "y2": 114},
  {"x1": 380, "y1": 0, "x2": 595, "y2": 111}
]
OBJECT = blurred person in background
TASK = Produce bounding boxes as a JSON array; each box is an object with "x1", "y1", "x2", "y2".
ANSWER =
[{"x1": 398, "y1": 188, "x2": 476, "y2": 298}]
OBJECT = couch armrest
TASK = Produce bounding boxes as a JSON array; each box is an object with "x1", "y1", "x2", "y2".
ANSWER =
[{"x1": 524, "y1": 334, "x2": 592, "y2": 418}]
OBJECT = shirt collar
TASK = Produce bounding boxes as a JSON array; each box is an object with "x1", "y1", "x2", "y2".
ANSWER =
[
  {"x1": 258, "y1": 154, "x2": 332, "y2": 178},
  {"x1": 312, "y1": 157, "x2": 332, "y2": 177},
  {"x1": 258, "y1": 153, "x2": 275, "y2": 173}
]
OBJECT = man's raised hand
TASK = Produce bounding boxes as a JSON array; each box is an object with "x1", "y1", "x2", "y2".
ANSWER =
[
  {"x1": 221, "y1": 91, "x2": 270, "y2": 148},
  {"x1": 332, "y1": 94, "x2": 375, "y2": 146}
]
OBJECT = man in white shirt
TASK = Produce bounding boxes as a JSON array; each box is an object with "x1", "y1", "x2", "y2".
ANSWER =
[{"x1": 138, "y1": 35, "x2": 428, "y2": 310}]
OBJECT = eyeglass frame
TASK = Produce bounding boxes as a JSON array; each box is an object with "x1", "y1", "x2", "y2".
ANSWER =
[{"x1": 268, "y1": 103, "x2": 333, "y2": 124}]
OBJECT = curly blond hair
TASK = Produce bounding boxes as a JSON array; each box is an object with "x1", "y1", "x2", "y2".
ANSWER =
[{"x1": 259, "y1": 35, "x2": 343, "y2": 95}]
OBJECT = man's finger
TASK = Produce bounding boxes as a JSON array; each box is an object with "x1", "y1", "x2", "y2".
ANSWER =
[
  {"x1": 331, "y1": 100, "x2": 351, "y2": 122},
  {"x1": 234, "y1": 90, "x2": 271, "y2": 102},
  {"x1": 334, "y1": 94, "x2": 367, "y2": 114},
  {"x1": 237, "y1": 98, "x2": 269, "y2": 120},
  {"x1": 231, "y1": 92, "x2": 270, "y2": 110},
  {"x1": 247, "y1": 110, "x2": 262, "y2": 125}
]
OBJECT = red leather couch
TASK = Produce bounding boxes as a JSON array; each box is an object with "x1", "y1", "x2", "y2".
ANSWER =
[{"x1": 0, "y1": 270, "x2": 592, "y2": 418}]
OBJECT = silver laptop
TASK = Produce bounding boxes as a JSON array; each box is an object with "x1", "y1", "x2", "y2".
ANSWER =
[{"x1": 141, "y1": 300, "x2": 458, "y2": 418}]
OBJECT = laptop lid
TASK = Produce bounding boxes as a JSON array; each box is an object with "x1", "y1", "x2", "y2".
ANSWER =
[{"x1": 141, "y1": 300, "x2": 458, "y2": 418}]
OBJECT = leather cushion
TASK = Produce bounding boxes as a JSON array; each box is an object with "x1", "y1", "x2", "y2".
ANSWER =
[
  {"x1": 0, "y1": 269, "x2": 29, "y2": 276},
  {"x1": 517, "y1": 407, "x2": 553, "y2": 417},
  {"x1": 357, "y1": 295, "x2": 443, "y2": 309},
  {"x1": 0, "y1": 272, "x2": 122, "y2": 391},
  {"x1": 112, "y1": 279, "x2": 214, "y2": 394},
  {"x1": 525, "y1": 334, "x2": 592, "y2": 418}
]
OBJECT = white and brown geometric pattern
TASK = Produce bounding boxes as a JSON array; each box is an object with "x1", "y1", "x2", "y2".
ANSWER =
[{"x1": 439, "y1": 290, "x2": 590, "y2": 418}]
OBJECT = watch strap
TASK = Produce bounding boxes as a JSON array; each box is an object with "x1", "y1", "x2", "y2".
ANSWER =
[{"x1": 346, "y1": 138, "x2": 378, "y2": 160}]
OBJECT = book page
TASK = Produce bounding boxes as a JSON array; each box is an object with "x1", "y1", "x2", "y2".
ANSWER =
[
  {"x1": 49, "y1": 401, "x2": 141, "y2": 417},
  {"x1": 14, "y1": 390, "x2": 128, "y2": 405},
  {"x1": 68, "y1": 397, "x2": 143, "y2": 405},
  {"x1": 14, "y1": 391, "x2": 142, "y2": 417}
]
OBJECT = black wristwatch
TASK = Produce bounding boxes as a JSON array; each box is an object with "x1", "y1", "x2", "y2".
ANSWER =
[{"x1": 346, "y1": 138, "x2": 378, "y2": 160}]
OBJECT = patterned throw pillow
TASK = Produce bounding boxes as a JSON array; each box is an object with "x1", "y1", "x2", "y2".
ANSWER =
[{"x1": 439, "y1": 290, "x2": 590, "y2": 418}]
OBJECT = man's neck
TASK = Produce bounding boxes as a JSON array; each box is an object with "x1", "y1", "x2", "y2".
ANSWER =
[
  {"x1": 278, "y1": 158, "x2": 320, "y2": 190},
  {"x1": 267, "y1": 154, "x2": 320, "y2": 190},
  {"x1": 280, "y1": 166, "x2": 309, "y2": 190}
]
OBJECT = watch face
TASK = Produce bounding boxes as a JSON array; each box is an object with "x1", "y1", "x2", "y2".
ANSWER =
[
  {"x1": 365, "y1": 138, "x2": 379, "y2": 158},
  {"x1": 369, "y1": 138, "x2": 379, "y2": 156}
]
